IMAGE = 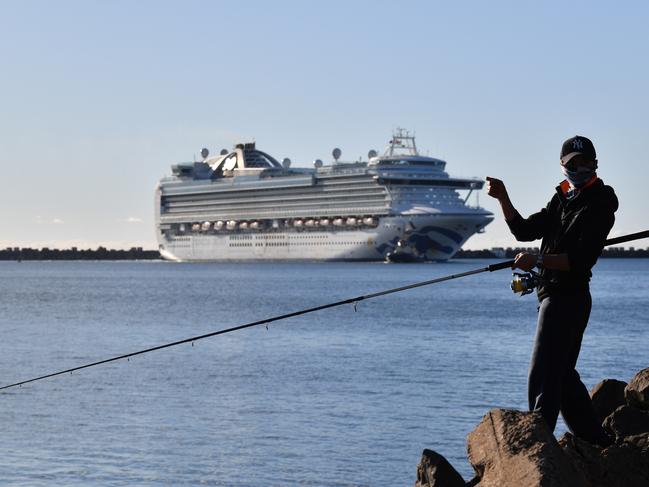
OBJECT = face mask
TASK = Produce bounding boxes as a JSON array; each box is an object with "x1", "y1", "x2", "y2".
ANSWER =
[{"x1": 561, "y1": 165, "x2": 596, "y2": 188}]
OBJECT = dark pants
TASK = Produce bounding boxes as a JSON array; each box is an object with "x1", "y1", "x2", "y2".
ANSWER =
[{"x1": 528, "y1": 291, "x2": 611, "y2": 445}]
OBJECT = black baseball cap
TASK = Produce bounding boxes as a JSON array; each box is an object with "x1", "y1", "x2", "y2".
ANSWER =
[{"x1": 560, "y1": 135, "x2": 597, "y2": 165}]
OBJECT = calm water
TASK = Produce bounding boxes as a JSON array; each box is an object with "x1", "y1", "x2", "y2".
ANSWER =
[{"x1": 0, "y1": 259, "x2": 647, "y2": 486}]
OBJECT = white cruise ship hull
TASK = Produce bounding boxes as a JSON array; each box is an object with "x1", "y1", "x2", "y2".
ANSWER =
[{"x1": 157, "y1": 213, "x2": 489, "y2": 262}]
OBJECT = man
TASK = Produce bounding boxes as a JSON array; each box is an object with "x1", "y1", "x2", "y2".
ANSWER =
[{"x1": 486, "y1": 135, "x2": 618, "y2": 446}]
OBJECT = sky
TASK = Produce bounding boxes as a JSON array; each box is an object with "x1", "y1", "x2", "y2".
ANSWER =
[{"x1": 1, "y1": 0, "x2": 648, "y2": 250}]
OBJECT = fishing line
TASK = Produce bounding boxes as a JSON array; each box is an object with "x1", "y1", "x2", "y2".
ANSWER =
[{"x1": 1, "y1": 229, "x2": 647, "y2": 392}]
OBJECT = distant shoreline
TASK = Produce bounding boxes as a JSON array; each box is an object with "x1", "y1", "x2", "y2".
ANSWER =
[
  {"x1": 0, "y1": 247, "x2": 160, "y2": 261},
  {"x1": 1, "y1": 246, "x2": 647, "y2": 261},
  {"x1": 454, "y1": 247, "x2": 649, "y2": 259}
]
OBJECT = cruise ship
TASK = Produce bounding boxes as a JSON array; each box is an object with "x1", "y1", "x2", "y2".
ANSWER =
[{"x1": 154, "y1": 129, "x2": 493, "y2": 261}]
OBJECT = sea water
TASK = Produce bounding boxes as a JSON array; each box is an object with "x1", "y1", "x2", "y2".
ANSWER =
[{"x1": 0, "y1": 259, "x2": 647, "y2": 486}]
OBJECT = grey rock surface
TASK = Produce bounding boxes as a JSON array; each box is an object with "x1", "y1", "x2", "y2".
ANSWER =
[
  {"x1": 625, "y1": 368, "x2": 649, "y2": 410},
  {"x1": 413, "y1": 449, "x2": 466, "y2": 487},
  {"x1": 590, "y1": 379, "x2": 627, "y2": 425},
  {"x1": 467, "y1": 408, "x2": 587, "y2": 487},
  {"x1": 603, "y1": 405, "x2": 649, "y2": 441}
]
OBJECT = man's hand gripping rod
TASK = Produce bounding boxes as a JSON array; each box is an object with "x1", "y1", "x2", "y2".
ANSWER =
[{"x1": 507, "y1": 230, "x2": 649, "y2": 296}]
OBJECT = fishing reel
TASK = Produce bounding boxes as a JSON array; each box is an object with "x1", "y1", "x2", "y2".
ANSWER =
[{"x1": 511, "y1": 270, "x2": 542, "y2": 296}]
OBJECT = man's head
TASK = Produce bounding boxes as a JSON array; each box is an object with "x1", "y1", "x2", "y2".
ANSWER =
[
  {"x1": 560, "y1": 135, "x2": 597, "y2": 171},
  {"x1": 559, "y1": 135, "x2": 598, "y2": 188}
]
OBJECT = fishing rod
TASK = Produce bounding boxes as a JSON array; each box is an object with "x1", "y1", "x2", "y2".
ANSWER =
[{"x1": 1, "y1": 229, "x2": 647, "y2": 392}]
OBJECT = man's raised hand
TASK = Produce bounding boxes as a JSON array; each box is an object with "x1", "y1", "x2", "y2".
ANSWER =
[{"x1": 486, "y1": 177, "x2": 508, "y2": 201}]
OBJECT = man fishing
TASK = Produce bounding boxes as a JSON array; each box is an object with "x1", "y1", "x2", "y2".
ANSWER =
[{"x1": 486, "y1": 135, "x2": 618, "y2": 446}]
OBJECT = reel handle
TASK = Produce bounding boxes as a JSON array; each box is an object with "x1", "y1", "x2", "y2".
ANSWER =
[{"x1": 487, "y1": 260, "x2": 515, "y2": 272}]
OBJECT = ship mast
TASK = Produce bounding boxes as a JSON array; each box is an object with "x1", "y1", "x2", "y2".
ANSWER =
[{"x1": 385, "y1": 127, "x2": 419, "y2": 156}]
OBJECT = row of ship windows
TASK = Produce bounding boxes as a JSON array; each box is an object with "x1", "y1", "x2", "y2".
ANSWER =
[
  {"x1": 171, "y1": 234, "x2": 368, "y2": 243},
  {"x1": 229, "y1": 241, "x2": 370, "y2": 248},
  {"x1": 165, "y1": 193, "x2": 386, "y2": 207},
  {"x1": 216, "y1": 234, "x2": 330, "y2": 240}
]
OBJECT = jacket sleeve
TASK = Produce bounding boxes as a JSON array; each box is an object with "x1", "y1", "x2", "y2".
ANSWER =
[
  {"x1": 505, "y1": 202, "x2": 551, "y2": 242},
  {"x1": 567, "y1": 204, "x2": 616, "y2": 274}
]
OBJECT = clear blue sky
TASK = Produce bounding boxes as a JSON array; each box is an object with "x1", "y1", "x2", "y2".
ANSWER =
[{"x1": 1, "y1": 1, "x2": 647, "y2": 249}]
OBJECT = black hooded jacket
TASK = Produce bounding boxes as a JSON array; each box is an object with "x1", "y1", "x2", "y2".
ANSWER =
[{"x1": 506, "y1": 178, "x2": 618, "y2": 301}]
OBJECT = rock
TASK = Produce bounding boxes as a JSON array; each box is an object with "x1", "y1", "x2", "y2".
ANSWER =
[
  {"x1": 625, "y1": 368, "x2": 649, "y2": 410},
  {"x1": 414, "y1": 449, "x2": 466, "y2": 487},
  {"x1": 558, "y1": 431, "x2": 649, "y2": 487},
  {"x1": 414, "y1": 369, "x2": 649, "y2": 487},
  {"x1": 558, "y1": 433, "x2": 607, "y2": 486},
  {"x1": 603, "y1": 405, "x2": 649, "y2": 441},
  {"x1": 466, "y1": 408, "x2": 587, "y2": 487},
  {"x1": 600, "y1": 442, "x2": 649, "y2": 487},
  {"x1": 623, "y1": 433, "x2": 649, "y2": 450},
  {"x1": 590, "y1": 379, "x2": 628, "y2": 424}
]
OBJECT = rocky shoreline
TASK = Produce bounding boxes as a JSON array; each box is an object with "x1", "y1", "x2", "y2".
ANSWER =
[{"x1": 415, "y1": 367, "x2": 649, "y2": 487}]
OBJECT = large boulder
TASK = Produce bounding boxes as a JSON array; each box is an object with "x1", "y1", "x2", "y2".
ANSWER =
[
  {"x1": 559, "y1": 432, "x2": 649, "y2": 487},
  {"x1": 623, "y1": 433, "x2": 649, "y2": 450},
  {"x1": 467, "y1": 409, "x2": 587, "y2": 487},
  {"x1": 599, "y1": 442, "x2": 649, "y2": 487},
  {"x1": 590, "y1": 379, "x2": 628, "y2": 424},
  {"x1": 414, "y1": 449, "x2": 466, "y2": 487},
  {"x1": 625, "y1": 368, "x2": 649, "y2": 410},
  {"x1": 558, "y1": 433, "x2": 606, "y2": 486},
  {"x1": 603, "y1": 405, "x2": 649, "y2": 441}
]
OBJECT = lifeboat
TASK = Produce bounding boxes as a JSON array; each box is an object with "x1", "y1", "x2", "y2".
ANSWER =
[
  {"x1": 226, "y1": 220, "x2": 237, "y2": 230},
  {"x1": 191, "y1": 223, "x2": 201, "y2": 232},
  {"x1": 239, "y1": 221, "x2": 249, "y2": 230},
  {"x1": 294, "y1": 219, "x2": 303, "y2": 228},
  {"x1": 305, "y1": 219, "x2": 316, "y2": 227},
  {"x1": 250, "y1": 221, "x2": 260, "y2": 230},
  {"x1": 214, "y1": 221, "x2": 224, "y2": 230},
  {"x1": 333, "y1": 218, "x2": 344, "y2": 227},
  {"x1": 346, "y1": 217, "x2": 357, "y2": 226},
  {"x1": 320, "y1": 218, "x2": 330, "y2": 226},
  {"x1": 363, "y1": 217, "x2": 377, "y2": 226},
  {"x1": 201, "y1": 221, "x2": 212, "y2": 231}
]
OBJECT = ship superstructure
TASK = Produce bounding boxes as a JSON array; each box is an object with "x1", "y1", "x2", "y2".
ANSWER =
[{"x1": 155, "y1": 129, "x2": 493, "y2": 261}]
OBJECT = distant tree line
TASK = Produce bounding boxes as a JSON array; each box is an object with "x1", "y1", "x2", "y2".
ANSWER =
[
  {"x1": 455, "y1": 247, "x2": 649, "y2": 259},
  {"x1": 0, "y1": 247, "x2": 160, "y2": 261}
]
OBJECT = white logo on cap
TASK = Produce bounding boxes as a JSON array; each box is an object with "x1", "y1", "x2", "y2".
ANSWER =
[{"x1": 572, "y1": 138, "x2": 584, "y2": 150}]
